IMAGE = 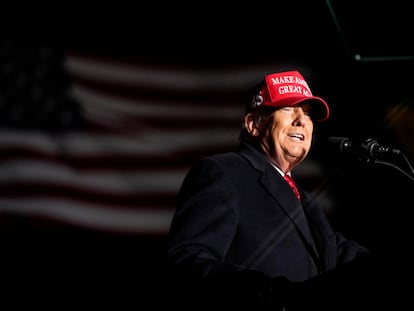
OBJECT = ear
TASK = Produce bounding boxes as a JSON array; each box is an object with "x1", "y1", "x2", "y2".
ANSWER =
[{"x1": 244, "y1": 113, "x2": 260, "y2": 136}]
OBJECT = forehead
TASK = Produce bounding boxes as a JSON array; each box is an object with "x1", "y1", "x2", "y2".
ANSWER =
[
  {"x1": 275, "y1": 102, "x2": 313, "y2": 111},
  {"x1": 272, "y1": 103, "x2": 315, "y2": 121}
]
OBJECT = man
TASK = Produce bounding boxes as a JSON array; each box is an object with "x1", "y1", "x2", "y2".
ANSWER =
[{"x1": 167, "y1": 70, "x2": 369, "y2": 310}]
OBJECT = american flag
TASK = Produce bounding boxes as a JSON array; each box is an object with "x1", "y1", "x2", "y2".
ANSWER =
[{"x1": 1, "y1": 43, "x2": 310, "y2": 236}]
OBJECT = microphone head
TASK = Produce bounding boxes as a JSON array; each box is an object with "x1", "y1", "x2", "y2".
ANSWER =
[{"x1": 327, "y1": 137, "x2": 352, "y2": 153}]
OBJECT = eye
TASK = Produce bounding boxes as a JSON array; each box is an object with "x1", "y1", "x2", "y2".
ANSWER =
[
  {"x1": 304, "y1": 110, "x2": 312, "y2": 117},
  {"x1": 300, "y1": 104, "x2": 313, "y2": 118}
]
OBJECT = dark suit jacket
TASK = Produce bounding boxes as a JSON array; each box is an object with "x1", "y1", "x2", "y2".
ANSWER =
[{"x1": 167, "y1": 142, "x2": 369, "y2": 309}]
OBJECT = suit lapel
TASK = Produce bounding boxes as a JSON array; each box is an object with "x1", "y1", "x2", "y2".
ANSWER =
[{"x1": 240, "y1": 143, "x2": 322, "y2": 268}]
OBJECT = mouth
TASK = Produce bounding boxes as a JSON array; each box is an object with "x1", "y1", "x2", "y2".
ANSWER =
[{"x1": 288, "y1": 133, "x2": 304, "y2": 141}]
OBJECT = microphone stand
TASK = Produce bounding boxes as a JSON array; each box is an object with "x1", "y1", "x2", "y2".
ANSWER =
[{"x1": 357, "y1": 138, "x2": 414, "y2": 182}]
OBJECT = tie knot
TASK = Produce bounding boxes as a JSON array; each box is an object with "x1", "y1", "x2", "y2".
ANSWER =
[{"x1": 283, "y1": 174, "x2": 301, "y2": 200}]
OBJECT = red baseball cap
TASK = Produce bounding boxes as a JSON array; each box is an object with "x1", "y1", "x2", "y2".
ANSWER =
[{"x1": 251, "y1": 70, "x2": 330, "y2": 122}]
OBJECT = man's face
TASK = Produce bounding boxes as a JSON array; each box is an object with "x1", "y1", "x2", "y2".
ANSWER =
[{"x1": 261, "y1": 103, "x2": 314, "y2": 172}]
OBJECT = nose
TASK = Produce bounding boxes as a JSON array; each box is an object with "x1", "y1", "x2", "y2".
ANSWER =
[{"x1": 293, "y1": 107, "x2": 311, "y2": 125}]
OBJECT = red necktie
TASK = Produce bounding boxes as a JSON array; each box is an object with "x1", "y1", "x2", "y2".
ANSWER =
[{"x1": 283, "y1": 174, "x2": 301, "y2": 200}]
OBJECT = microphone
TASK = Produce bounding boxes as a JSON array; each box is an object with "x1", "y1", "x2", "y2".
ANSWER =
[
  {"x1": 327, "y1": 137, "x2": 401, "y2": 157},
  {"x1": 327, "y1": 137, "x2": 353, "y2": 153}
]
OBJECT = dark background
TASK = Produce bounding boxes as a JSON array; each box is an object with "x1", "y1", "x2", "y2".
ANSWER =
[{"x1": 1, "y1": 0, "x2": 413, "y2": 308}]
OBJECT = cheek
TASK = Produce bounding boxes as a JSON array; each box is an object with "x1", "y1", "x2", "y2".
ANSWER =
[
  {"x1": 306, "y1": 128, "x2": 314, "y2": 143},
  {"x1": 260, "y1": 128, "x2": 278, "y2": 151},
  {"x1": 268, "y1": 127, "x2": 281, "y2": 143}
]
